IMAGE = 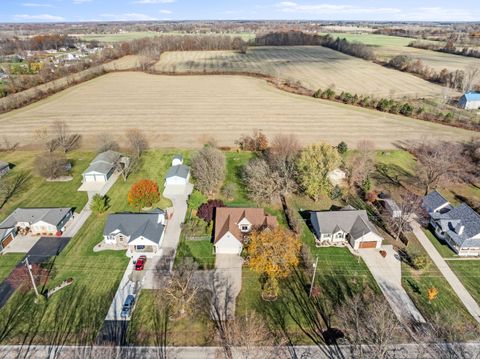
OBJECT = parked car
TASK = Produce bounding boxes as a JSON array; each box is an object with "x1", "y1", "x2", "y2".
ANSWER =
[
  {"x1": 135, "y1": 255, "x2": 147, "y2": 271},
  {"x1": 120, "y1": 295, "x2": 135, "y2": 318}
]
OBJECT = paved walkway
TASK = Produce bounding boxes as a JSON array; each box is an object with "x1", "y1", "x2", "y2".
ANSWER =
[
  {"x1": 358, "y1": 245, "x2": 426, "y2": 324},
  {"x1": 412, "y1": 221, "x2": 480, "y2": 324}
]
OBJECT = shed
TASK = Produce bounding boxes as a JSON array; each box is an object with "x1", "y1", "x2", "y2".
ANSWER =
[
  {"x1": 383, "y1": 198, "x2": 402, "y2": 218},
  {"x1": 459, "y1": 92, "x2": 480, "y2": 110},
  {"x1": 0, "y1": 161, "x2": 10, "y2": 178}
]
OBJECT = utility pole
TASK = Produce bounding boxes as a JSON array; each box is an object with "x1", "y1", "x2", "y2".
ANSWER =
[
  {"x1": 24, "y1": 256, "x2": 39, "y2": 298},
  {"x1": 309, "y1": 256, "x2": 319, "y2": 298}
]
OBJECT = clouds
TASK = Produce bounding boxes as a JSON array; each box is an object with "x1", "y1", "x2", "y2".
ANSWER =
[
  {"x1": 21, "y1": 3, "x2": 54, "y2": 7},
  {"x1": 276, "y1": 2, "x2": 401, "y2": 15},
  {"x1": 132, "y1": 0, "x2": 175, "y2": 4},
  {"x1": 100, "y1": 13, "x2": 158, "y2": 21},
  {"x1": 13, "y1": 14, "x2": 65, "y2": 21}
]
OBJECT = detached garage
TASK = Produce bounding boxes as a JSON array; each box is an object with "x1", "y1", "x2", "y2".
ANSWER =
[
  {"x1": 82, "y1": 150, "x2": 120, "y2": 184},
  {"x1": 165, "y1": 155, "x2": 190, "y2": 187}
]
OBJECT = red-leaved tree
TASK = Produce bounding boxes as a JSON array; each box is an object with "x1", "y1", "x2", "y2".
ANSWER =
[
  {"x1": 197, "y1": 200, "x2": 225, "y2": 223},
  {"x1": 128, "y1": 179, "x2": 160, "y2": 210}
]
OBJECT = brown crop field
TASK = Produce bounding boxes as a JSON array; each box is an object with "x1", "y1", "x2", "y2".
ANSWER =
[
  {"x1": 0, "y1": 72, "x2": 475, "y2": 150},
  {"x1": 325, "y1": 33, "x2": 480, "y2": 73},
  {"x1": 153, "y1": 46, "x2": 446, "y2": 99}
]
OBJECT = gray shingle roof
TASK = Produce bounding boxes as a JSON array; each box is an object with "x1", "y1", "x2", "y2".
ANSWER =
[
  {"x1": 0, "y1": 161, "x2": 9, "y2": 169},
  {"x1": 166, "y1": 164, "x2": 190, "y2": 179},
  {"x1": 83, "y1": 150, "x2": 121, "y2": 176},
  {"x1": 443, "y1": 204, "x2": 480, "y2": 248},
  {"x1": 310, "y1": 207, "x2": 376, "y2": 240},
  {"x1": 104, "y1": 211, "x2": 165, "y2": 244},
  {"x1": 423, "y1": 191, "x2": 449, "y2": 213},
  {"x1": 0, "y1": 208, "x2": 72, "y2": 228}
]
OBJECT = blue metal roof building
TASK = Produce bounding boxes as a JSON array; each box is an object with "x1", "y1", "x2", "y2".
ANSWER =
[{"x1": 459, "y1": 91, "x2": 480, "y2": 110}]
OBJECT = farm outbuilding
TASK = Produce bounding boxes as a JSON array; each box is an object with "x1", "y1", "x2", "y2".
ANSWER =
[
  {"x1": 459, "y1": 92, "x2": 480, "y2": 110},
  {"x1": 165, "y1": 156, "x2": 190, "y2": 187}
]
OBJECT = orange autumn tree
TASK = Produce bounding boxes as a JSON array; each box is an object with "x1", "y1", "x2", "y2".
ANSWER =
[
  {"x1": 128, "y1": 179, "x2": 160, "y2": 210},
  {"x1": 246, "y1": 227, "x2": 301, "y2": 299},
  {"x1": 428, "y1": 287, "x2": 439, "y2": 303}
]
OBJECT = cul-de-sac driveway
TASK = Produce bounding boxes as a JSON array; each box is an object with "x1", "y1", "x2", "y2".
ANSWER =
[{"x1": 358, "y1": 245, "x2": 426, "y2": 324}]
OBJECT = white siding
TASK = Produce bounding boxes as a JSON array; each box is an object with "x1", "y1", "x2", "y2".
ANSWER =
[
  {"x1": 215, "y1": 232, "x2": 243, "y2": 254},
  {"x1": 351, "y1": 232, "x2": 383, "y2": 250}
]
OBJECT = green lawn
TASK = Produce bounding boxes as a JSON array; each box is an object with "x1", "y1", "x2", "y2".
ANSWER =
[
  {"x1": 128, "y1": 289, "x2": 212, "y2": 346},
  {"x1": 0, "y1": 151, "x2": 93, "y2": 221},
  {"x1": 222, "y1": 151, "x2": 256, "y2": 207},
  {"x1": 0, "y1": 253, "x2": 24, "y2": 282},
  {"x1": 401, "y1": 233, "x2": 478, "y2": 336},
  {"x1": 0, "y1": 149, "x2": 188, "y2": 344},
  {"x1": 175, "y1": 238, "x2": 215, "y2": 270},
  {"x1": 448, "y1": 260, "x2": 480, "y2": 309},
  {"x1": 423, "y1": 228, "x2": 457, "y2": 258}
]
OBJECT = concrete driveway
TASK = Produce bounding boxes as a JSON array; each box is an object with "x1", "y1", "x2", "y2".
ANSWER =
[
  {"x1": 2, "y1": 234, "x2": 40, "y2": 254},
  {"x1": 358, "y1": 245, "x2": 425, "y2": 324},
  {"x1": 212, "y1": 254, "x2": 243, "y2": 320}
]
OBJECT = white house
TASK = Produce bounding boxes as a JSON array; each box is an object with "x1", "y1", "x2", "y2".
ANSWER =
[
  {"x1": 165, "y1": 155, "x2": 190, "y2": 186},
  {"x1": 310, "y1": 206, "x2": 383, "y2": 250},
  {"x1": 423, "y1": 191, "x2": 480, "y2": 256},
  {"x1": 103, "y1": 210, "x2": 166, "y2": 257},
  {"x1": 214, "y1": 207, "x2": 278, "y2": 254},
  {"x1": 0, "y1": 208, "x2": 73, "y2": 248},
  {"x1": 82, "y1": 150, "x2": 121, "y2": 183}
]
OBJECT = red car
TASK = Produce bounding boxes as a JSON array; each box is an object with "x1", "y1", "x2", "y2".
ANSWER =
[{"x1": 135, "y1": 256, "x2": 147, "y2": 271}]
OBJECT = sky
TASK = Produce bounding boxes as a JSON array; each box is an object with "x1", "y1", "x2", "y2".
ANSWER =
[{"x1": 1, "y1": 0, "x2": 479, "y2": 23}]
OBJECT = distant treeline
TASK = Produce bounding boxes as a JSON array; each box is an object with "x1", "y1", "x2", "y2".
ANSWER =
[
  {"x1": 255, "y1": 31, "x2": 374, "y2": 60},
  {"x1": 0, "y1": 35, "x2": 78, "y2": 56},
  {"x1": 409, "y1": 40, "x2": 480, "y2": 59}
]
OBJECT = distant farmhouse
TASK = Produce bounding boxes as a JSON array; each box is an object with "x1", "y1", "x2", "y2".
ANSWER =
[
  {"x1": 310, "y1": 206, "x2": 383, "y2": 250},
  {"x1": 459, "y1": 92, "x2": 480, "y2": 110},
  {"x1": 0, "y1": 208, "x2": 73, "y2": 251},
  {"x1": 423, "y1": 191, "x2": 480, "y2": 256}
]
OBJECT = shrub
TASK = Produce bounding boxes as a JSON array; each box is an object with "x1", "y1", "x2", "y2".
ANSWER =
[
  {"x1": 330, "y1": 185, "x2": 343, "y2": 200},
  {"x1": 412, "y1": 254, "x2": 429, "y2": 270},
  {"x1": 90, "y1": 194, "x2": 109, "y2": 214},
  {"x1": 221, "y1": 183, "x2": 237, "y2": 200},
  {"x1": 197, "y1": 199, "x2": 225, "y2": 223},
  {"x1": 337, "y1": 141, "x2": 348, "y2": 155},
  {"x1": 400, "y1": 103, "x2": 414, "y2": 116},
  {"x1": 188, "y1": 190, "x2": 207, "y2": 210}
]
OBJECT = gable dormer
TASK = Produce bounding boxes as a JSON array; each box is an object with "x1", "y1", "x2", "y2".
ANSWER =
[{"x1": 238, "y1": 216, "x2": 252, "y2": 232}]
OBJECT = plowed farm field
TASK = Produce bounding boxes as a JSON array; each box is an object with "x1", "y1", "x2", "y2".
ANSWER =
[
  {"x1": 153, "y1": 46, "x2": 447, "y2": 99},
  {"x1": 0, "y1": 72, "x2": 474, "y2": 149}
]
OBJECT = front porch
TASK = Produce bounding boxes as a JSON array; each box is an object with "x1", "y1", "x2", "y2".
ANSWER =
[{"x1": 126, "y1": 244, "x2": 161, "y2": 259}]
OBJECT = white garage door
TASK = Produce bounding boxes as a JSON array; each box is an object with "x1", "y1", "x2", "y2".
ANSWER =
[{"x1": 85, "y1": 174, "x2": 105, "y2": 183}]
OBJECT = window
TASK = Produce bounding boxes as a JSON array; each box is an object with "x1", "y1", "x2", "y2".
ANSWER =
[
  {"x1": 335, "y1": 232, "x2": 343, "y2": 239},
  {"x1": 240, "y1": 225, "x2": 249, "y2": 232},
  {"x1": 136, "y1": 245, "x2": 145, "y2": 250}
]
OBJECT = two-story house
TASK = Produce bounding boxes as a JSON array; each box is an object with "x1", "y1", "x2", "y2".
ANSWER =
[
  {"x1": 423, "y1": 191, "x2": 480, "y2": 256},
  {"x1": 213, "y1": 207, "x2": 278, "y2": 255},
  {"x1": 310, "y1": 206, "x2": 383, "y2": 250}
]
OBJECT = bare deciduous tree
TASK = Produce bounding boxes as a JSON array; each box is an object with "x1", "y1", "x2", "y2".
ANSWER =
[
  {"x1": 338, "y1": 289, "x2": 402, "y2": 359},
  {"x1": 345, "y1": 140, "x2": 376, "y2": 193},
  {"x1": 35, "y1": 152, "x2": 70, "y2": 179},
  {"x1": 96, "y1": 132, "x2": 119, "y2": 153},
  {"x1": 52, "y1": 120, "x2": 81, "y2": 153},
  {"x1": 462, "y1": 65, "x2": 480, "y2": 93},
  {"x1": 191, "y1": 145, "x2": 226, "y2": 196},
  {"x1": 243, "y1": 158, "x2": 281, "y2": 204},
  {"x1": 125, "y1": 128, "x2": 148, "y2": 159},
  {"x1": 410, "y1": 141, "x2": 465, "y2": 194}
]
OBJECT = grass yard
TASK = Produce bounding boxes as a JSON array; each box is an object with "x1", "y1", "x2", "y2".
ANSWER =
[
  {"x1": 0, "y1": 253, "x2": 24, "y2": 282},
  {"x1": 0, "y1": 151, "x2": 92, "y2": 222},
  {"x1": 154, "y1": 46, "x2": 446, "y2": 99},
  {"x1": 175, "y1": 238, "x2": 215, "y2": 270},
  {"x1": 0, "y1": 72, "x2": 474, "y2": 150},
  {"x1": 223, "y1": 151, "x2": 255, "y2": 207},
  {"x1": 448, "y1": 260, "x2": 480, "y2": 309},
  {"x1": 401, "y1": 233, "x2": 478, "y2": 335},
  {"x1": 0, "y1": 149, "x2": 184, "y2": 344},
  {"x1": 128, "y1": 290, "x2": 212, "y2": 346}
]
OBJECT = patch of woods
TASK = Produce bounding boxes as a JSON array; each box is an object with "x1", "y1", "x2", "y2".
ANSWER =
[
  {"x1": 409, "y1": 40, "x2": 480, "y2": 60},
  {"x1": 313, "y1": 85, "x2": 480, "y2": 132}
]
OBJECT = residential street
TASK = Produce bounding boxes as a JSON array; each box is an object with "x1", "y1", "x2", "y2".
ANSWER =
[
  {"x1": 358, "y1": 245, "x2": 426, "y2": 324},
  {"x1": 412, "y1": 221, "x2": 480, "y2": 324}
]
